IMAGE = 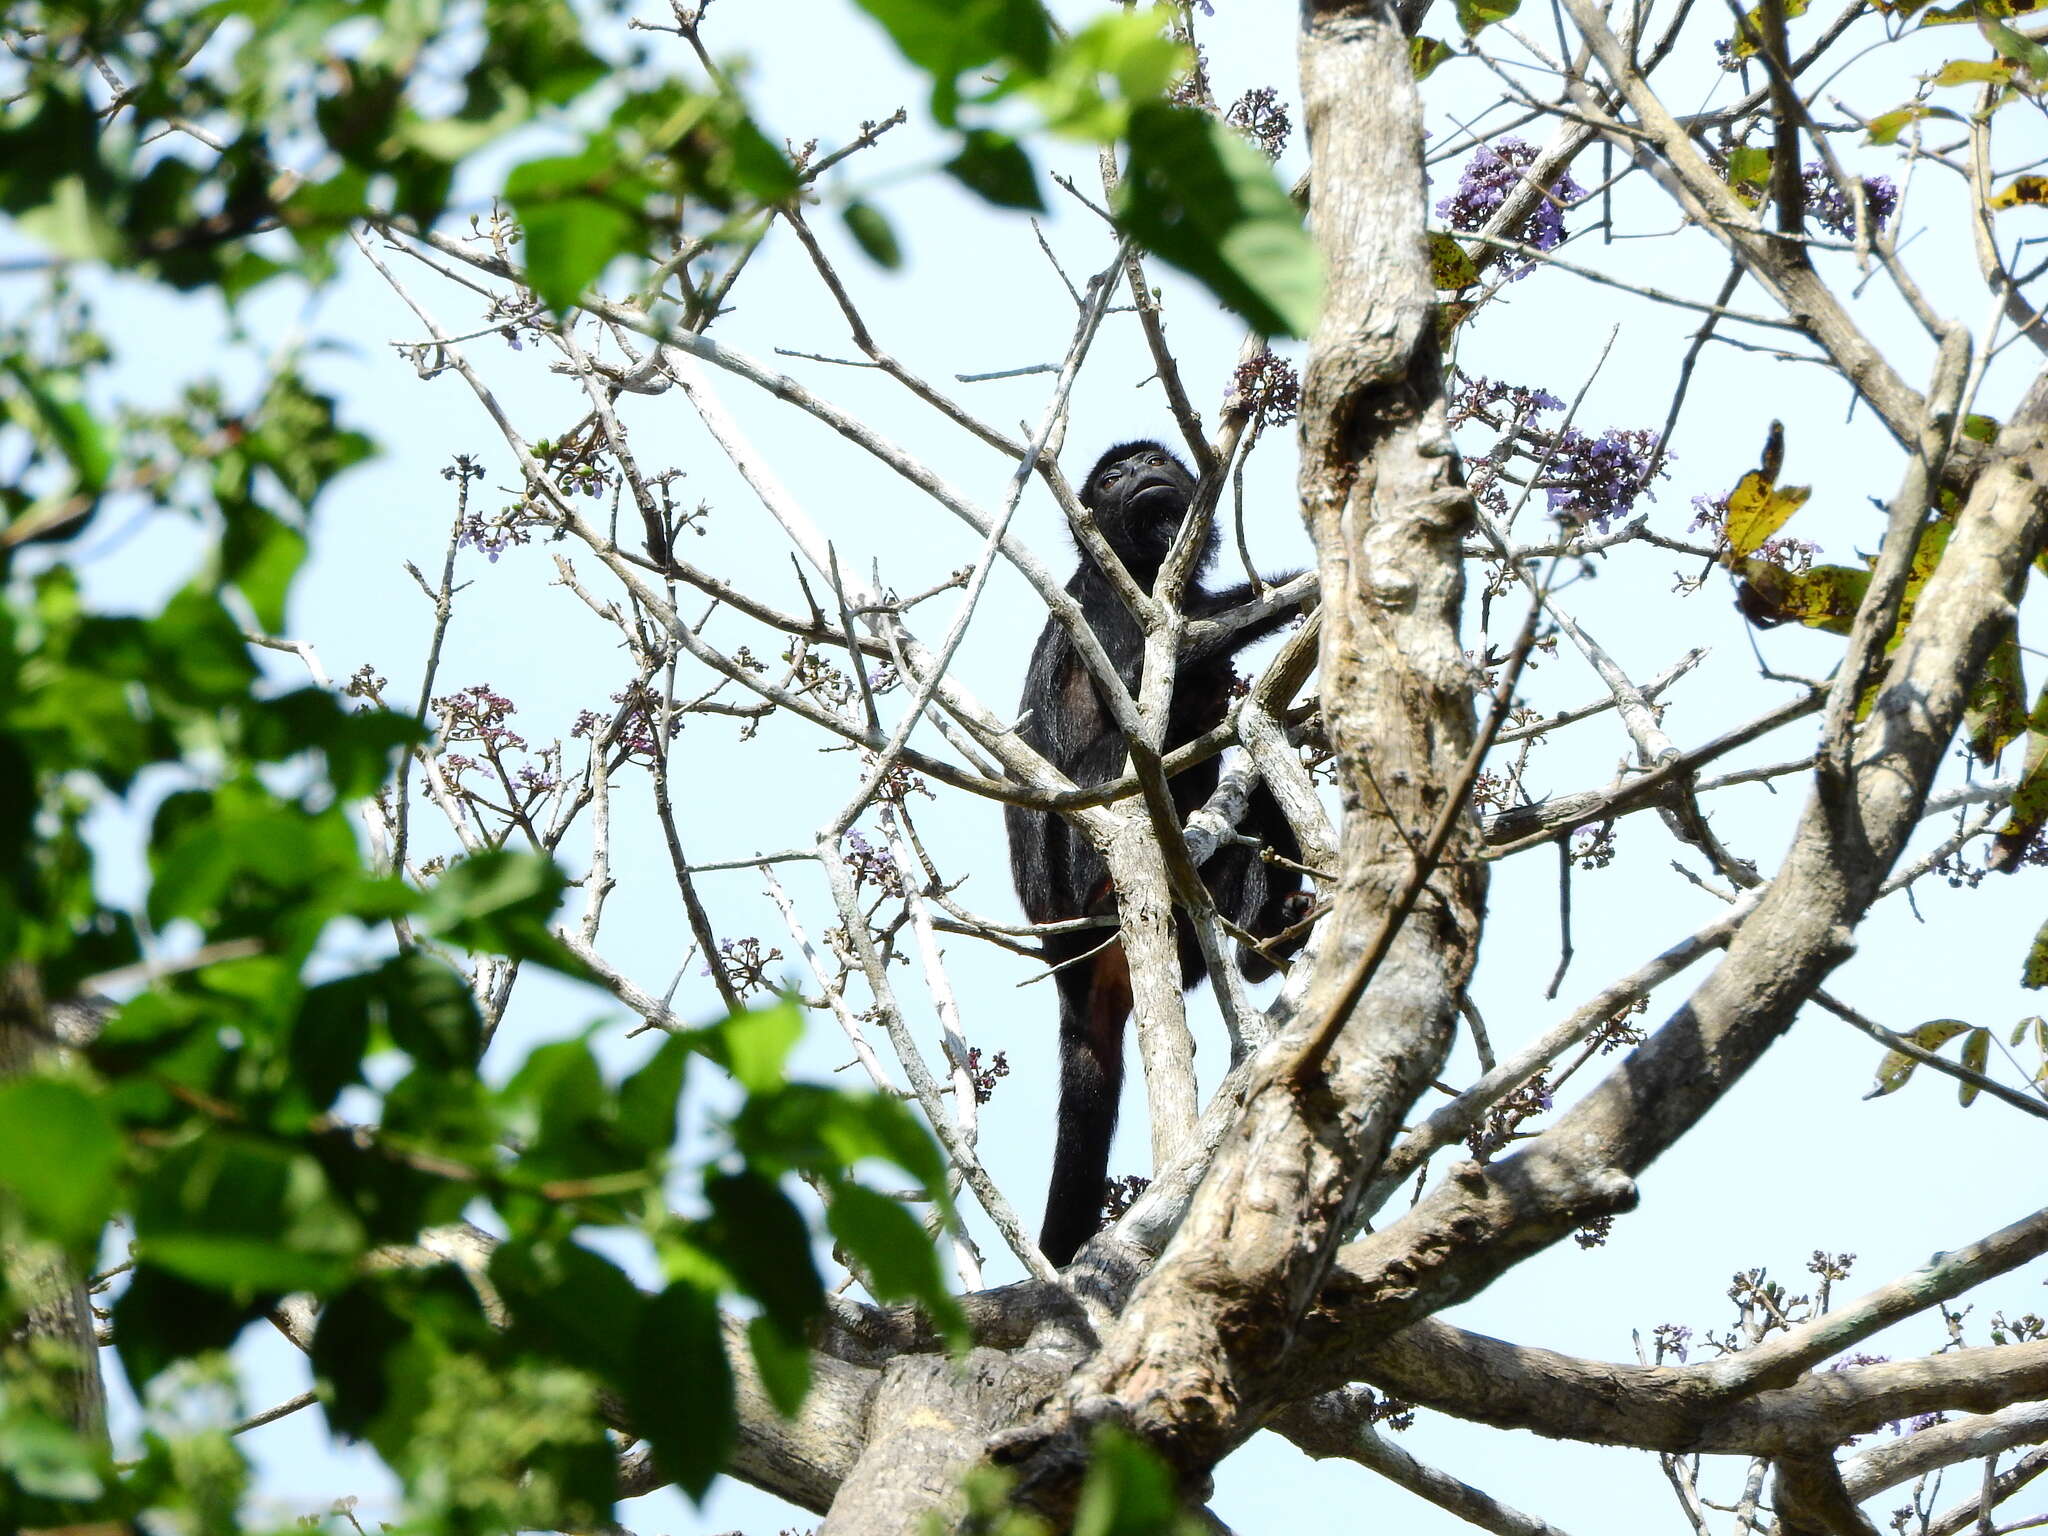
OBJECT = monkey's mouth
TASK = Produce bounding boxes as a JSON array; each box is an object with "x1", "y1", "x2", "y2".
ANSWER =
[{"x1": 1128, "y1": 480, "x2": 1184, "y2": 513}]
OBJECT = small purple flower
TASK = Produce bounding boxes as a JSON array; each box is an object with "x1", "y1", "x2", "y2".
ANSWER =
[
  {"x1": 1437, "y1": 138, "x2": 1587, "y2": 278},
  {"x1": 1543, "y1": 426, "x2": 1665, "y2": 527},
  {"x1": 1801, "y1": 163, "x2": 1898, "y2": 239}
]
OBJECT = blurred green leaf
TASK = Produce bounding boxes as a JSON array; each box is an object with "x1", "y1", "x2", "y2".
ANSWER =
[
  {"x1": 1117, "y1": 104, "x2": 1321, "y2": 338},
  {"x1": 112, "y1": 1265, "x2": 268, "y2": 1389},
  {"x1": 745, "y1": 1312, "x2": 812, "y2": 1418},
  {"x1": 491, "y1": 1238, "x2": 646, "y2": 1383},
  {"x1": 1074, "y1": 1426, "x2": 1198, "y2": 1536},
  {"x1": 0, "y1": 1076, "x2": 121, "y2": 1244},
  {"x1": 628, "y1": 1281, "x2": 734, "y2": 1499},
  {"x1": 133, "y1": 1136, "x2": 366, "y2": 1293},
  {"x1": 708, "y1": 998, "x2": 804, "y2": 1093},
  {"x1": 703, "y1": 1170, "x2": 822, "y2": 1336},
  {"x1": 826, "y1": 1182, "x2": 963, "y2": 1344},
  {"x1": 843, "y1": 199, "x2": 905, "y2": 267},
  {"x1": 378, "y1": 951, "x2": 485, "y2": 1073},
  {"x1": 505, "y1": 143, "x2": 647, "y2": 314},
  {"x1": 418, "y1": 849, "x2": 592, "y2": 979},
  {"x1": 946, "y1": 130, "x2": 1044, "y2": 211}
]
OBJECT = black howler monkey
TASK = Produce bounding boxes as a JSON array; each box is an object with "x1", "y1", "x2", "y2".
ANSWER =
[{"x1": 1006, "y1": 440, "x2": 1309, "y2": 1267}]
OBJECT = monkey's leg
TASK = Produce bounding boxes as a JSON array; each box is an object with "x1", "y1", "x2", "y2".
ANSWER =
[{"x1": 1039, "y1": 946, "x2": 1132, "y2": 1266}]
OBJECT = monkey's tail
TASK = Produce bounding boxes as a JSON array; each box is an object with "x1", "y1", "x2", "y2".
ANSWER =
[{"x1": 1039, "y1": 949, "x2": 1129, "y2": 1267}]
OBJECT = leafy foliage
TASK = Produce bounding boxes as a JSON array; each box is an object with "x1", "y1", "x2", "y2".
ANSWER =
[{"x1": 0, "y1": 3, "x2": 1018, "y2": 1528}]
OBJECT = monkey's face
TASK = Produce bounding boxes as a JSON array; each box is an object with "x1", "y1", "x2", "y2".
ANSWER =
[{"x1": 1079, "y1": 441, "x2": 1196, "y2": 570}]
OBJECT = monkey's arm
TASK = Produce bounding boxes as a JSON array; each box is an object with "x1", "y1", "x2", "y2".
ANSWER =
[{"x1": 1181, "y1": 570, "x2": 1317, "y2": 665}]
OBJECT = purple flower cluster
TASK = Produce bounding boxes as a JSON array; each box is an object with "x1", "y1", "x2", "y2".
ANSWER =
[
  {"x1": 704, "y1": 936, "x2": 782, "y2": 998},
  {"x1": 1436, "y1": 138, "x2": 1586, "y2": 278},
  {"x1": 434, "y1": 683, "x2": 525, "y2": 753},
  {"x1": 1226, "y1": 86, "x2": 1291, "y2": 160},
  {"x1": 1543, "y1": 426, "x2": 1665, "y2": 527},
  {"x1": 965, "y1": 1046, "x2": 1010, "y2": 1105},
  {"x1": 1230, "y1": 347, "x2": 1300, "y2": 429},
  {"x1": 845, "y1": 830, "x2": 904, "y2": 895},
  {"x1": 1449, "y1": 374, "x2": 1564, "y2": 431},
  {"x1": 571, "y1": 687, "x2": 664, "y2": 758},
  {"x1": 1802, "y1": 162, "x2": 1898, "y2": 239}
]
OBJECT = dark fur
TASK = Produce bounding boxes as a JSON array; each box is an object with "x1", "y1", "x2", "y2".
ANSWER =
[{"x1": 1006, "y1": 441, "x2": 1307, "y2": 1266}]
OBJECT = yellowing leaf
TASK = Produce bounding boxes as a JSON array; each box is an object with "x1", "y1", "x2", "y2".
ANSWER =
[
  {"x1": 1735, "y1": 560, "x2": 1868, "y2": 633},
  {"x1": 1965, "y1": 623, "x2": 2026, "y2": 762},
  {"x1": 2026, "y1": 917, "x2": 2048, "y2": 988},
  {"x1": 1725, "y1": 145, "x2": 1773, "y2": 207},
  {"x1": 1991, "y1": 174, "x2": 2048, "y2": 209},
  {"x1": 1866, "y1": 104, "x2": 1947, "y2": 143},
  {"x1": 1724, "y1": 470, "x2": 1812, "y2": 557},
  {"x1": 1428, "y1": 231, "x2": 1480, "y2": 291},
  {"x1": 1410, "y1": 36, "x2": 1455, "y2": 78},
  {"x1": 1869, "y1": 1018, "x2": 1972, "y2": 1096},
  {"x1": 1931, "y1": 56, "x2": 2015, "y2": 83},
  {"x1": 1727, "y1": 0, "x2": 1812, "y2": 57},
  {"x1": 1958, "y1": 1025, "x2": 1990, "y2": 1106}
]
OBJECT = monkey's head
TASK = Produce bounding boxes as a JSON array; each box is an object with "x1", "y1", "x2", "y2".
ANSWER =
[{"x1": 1077, "y1": 440, "x2": 1204, "y2": 580}]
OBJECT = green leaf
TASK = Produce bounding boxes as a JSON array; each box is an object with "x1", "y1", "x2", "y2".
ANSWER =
[
  {"x1": 490, "y1": 1237, "x2": 647, "y2": 1382},
  {"x1": 250, "y1": 687, "x2": 420, "y2": 801},
  {"x1": 627, "y1": 1281, "x2": 734, "y2": 1499},
  {"x1": 853, "y1": 0, "x2": 1054, "y2": 124},
  {"x1": 843, "y1": 200, "x2": 905, "y2": 268},
  {"x1": 133, "y1": 1136, "x2": 366, "y2": 1293},
  {"x1": 1865, "y1": 103, "x2": 1946, "y2": 144},
  {"x1": 825, "y1": 1182, "x2": 964, "y2": 1344},
  {"x1": 945, "y1": 130, "x2": 1044, "y2": 211},
  {"x1": 2, "y1": 356, "x2": 113, "y2": 496},
  {"x1": 740, "y1": 1086, "x2": 950, "y2": 1204},
  {"x1": 745, "y1": 1312, "x2": 812, "y2": 1417},
  {"x1": 616, "y1": 1033, "x2": 691, "y2": 1156},
  {"x1": 1963, "y1": 622, "x2": 2024, "y2": 763},
  {"x1": 1931, "y1": 56, "x2": 2015, "y2": 83},
  {"x1": 220, "y1": 506, "x2": 309, "y2": 633},
  {"x1": 418, "y1": 849, "x2": 592, "y2": 978},
  {"x1": 1074, "y1": 1426, "x2": 1195, "y2": 1536},
  {"x1": 313, "y1": 1266, "x2": 497, "y2": 1438},
  {"x1": 0, "y1": 1413, "x2": 104, "y2": 1501},
  {"x1": 1117, "y1": 103, "x2": 1322, "y2": 339},
  {"x1": 149, "y1": 586, "x2": 260, "y2": 707},
  {"x1": 378, "y1": 950, "x2": 484, "y2": 1072},
  {"x1": 0, "y1": 1076, "x2": 121, "y2": 1244},
  {"x1": 709, "y1": 998, "x2": 804, "y2": 1093},
  {"x1": 1983, "y1": 17, "x2": 2048, "y2": 77},
  {"x1": 703, "y1": 1171, "x2": 822, "y2": 1336},
  {"x1": 112, "y1": 1265, "x2": 268, "y2": 1389},
  {"x1": 312, "y1": 1277, "x2": 417, "y2": 1437},
  {"x1": 1455, "y1": 0, "x2": 1523, "y2": 36},
  {"x1": 504, "y1": 143, "x2": 645, "y2": 314},
  {"x1": 1725, "y1": 144, "x2": 1773, "y2": 206},
  {"x1": 290, "y1": 972, "x2": 376, "y2": 1110},
  {"x1": 1736, "y1": 560, "x2": 1869, "y2": 634}
]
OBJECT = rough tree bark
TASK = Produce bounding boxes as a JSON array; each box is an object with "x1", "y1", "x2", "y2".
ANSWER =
[{"x1": 0, "y1": 963, "x2": 107, "y2": 1446}]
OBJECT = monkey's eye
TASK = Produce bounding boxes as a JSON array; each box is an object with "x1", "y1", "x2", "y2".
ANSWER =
[
  {"x1": 1146, "y1": 454, "x2": 1164, "y2": 466},
  {"x1": 1100, "y1": 470, "x2": 1121, "y2": 487}
]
